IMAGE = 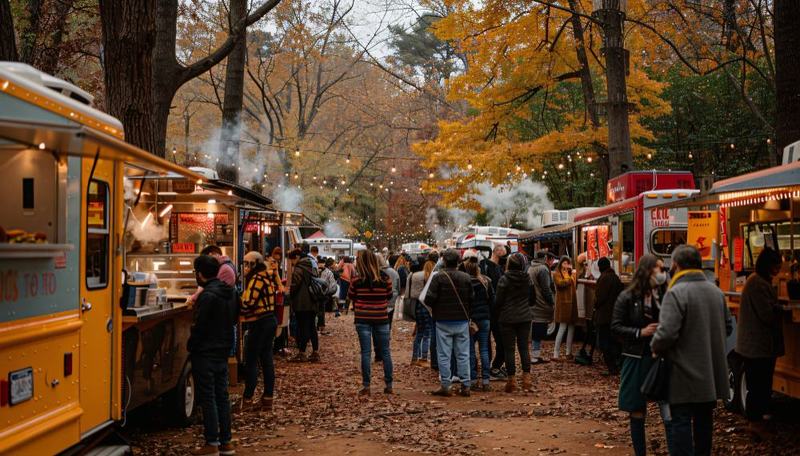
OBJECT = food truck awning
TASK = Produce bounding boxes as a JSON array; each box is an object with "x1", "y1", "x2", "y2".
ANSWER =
[
  {"x1": 710, "y1": 161, "x2": 800, "y2": 195},
  {"x1": 519, "y1": 222, "x2": 581, "y2": 242},
  {"x1": 202, "y1": 179, "x2": 273, "y2": 208},
  {"x1": 0, "y1": 119, "x2": 206, "y2": 182}
]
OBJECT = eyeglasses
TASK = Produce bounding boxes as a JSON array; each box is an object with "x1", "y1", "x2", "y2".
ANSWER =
[{"x1": 243, "y1": 261, "x2": 256, "y2": 267}]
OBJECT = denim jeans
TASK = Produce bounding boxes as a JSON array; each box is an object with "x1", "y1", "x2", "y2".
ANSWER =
[
  {"x1": 243, "y1": 315, "x2": 277, "y2": 399},
  {"x1": 435, "y1": 321, "x2": 471, "y2": 388},
  {"x1": 412, "y1": 302, "x2": 432, "y2": 360},
  {"x1": 430, "y1": 324, "x2": 438, "y2": 369},
  {"x1": 355, "y1": 323, "x2": 393, "y2": 388},
  {"x1": 191, "y1": 355, "x2": 232, "y2": 446},
  {"x1": 470, "y1": 319, "x2": 491, "y2": 386},
  {"x1": 667, "y1": 402, "x2": 715, "y2": 456}
]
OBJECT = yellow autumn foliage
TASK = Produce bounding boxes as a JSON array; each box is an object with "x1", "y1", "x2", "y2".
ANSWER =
[{"x1": 414, "y1": 0, "x2": 673, "y2": 209}]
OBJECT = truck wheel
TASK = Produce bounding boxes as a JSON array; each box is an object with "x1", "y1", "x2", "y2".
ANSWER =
[{"x1": 171, "y1": 360, "x2": 195, "y2": 426}]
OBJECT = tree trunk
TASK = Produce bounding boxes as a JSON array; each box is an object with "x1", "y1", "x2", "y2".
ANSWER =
[
  {"x1": 595, "y1": 3, "x2": 632, "y2": 178},
  {"x1": 774, "y1": 0, "x2": 800, "y2": 164},
  {"x1": 0, "y1": 0, "x2": 17, "y2": 61},
  {"x1": 567, "y1": 0, "x2": 609, "y2": 183},
  {"x1": 38, "y1": 0, "x2": 76, "y2": 75},
  {"x1": 218, "y1": 0, "x2": 247, "y2": 182},
  {"x1": 19, "y1": 0, "x2": 43, "y2": 64},
  {"x1": 99, "y1": 0, "x2": 159, "y2": 152}
]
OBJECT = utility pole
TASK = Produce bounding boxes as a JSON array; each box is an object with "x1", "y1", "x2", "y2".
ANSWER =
[{"x1": 592, "y1": 0, "x2": 633, "y2": 178}]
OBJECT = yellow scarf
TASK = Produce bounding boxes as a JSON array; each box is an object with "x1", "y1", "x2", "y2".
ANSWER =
[{"x1": 667, "y1": 269, "x2": 704, "y2": 290}]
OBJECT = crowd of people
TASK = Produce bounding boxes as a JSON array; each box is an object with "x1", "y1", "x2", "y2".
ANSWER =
[{"x1": 184, "y1": 240, "x2": 786, "y2": 456}]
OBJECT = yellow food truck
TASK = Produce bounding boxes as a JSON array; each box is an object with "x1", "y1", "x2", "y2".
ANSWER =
[
  {"x1": 677, "y1": 162, "x2": 800, "y2": 413},
  {"x1": 0, "y1": 62, "x2": 286, "y2": 454}
]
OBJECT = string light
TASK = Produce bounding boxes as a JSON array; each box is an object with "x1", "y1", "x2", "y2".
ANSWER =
[
  {"x1": 558, "y1": 163, "x2": 564, "y2": 170},
  {"x1": 346, "y1": 153, "x2": 351, "y2": 163},
  {"x1": 172, "y1": 146, "x2": 177, "y2": 155},
  {"x1": 295, "y1": 148, "x2": 301, "y2": 157},
  {"x1": 730, "y1": 143, "x2": 735, "y2": 149},
  {"x1": 293, "y1": 172, "x2": 299, "y2": 179},
  {"x1": 467, "y1": 160, "x2": 473, "y2": 170},
  {"x1": 428, "y1": 172, "x2": 435, "y2": 178},
  {"x1": 688, "y1": 152, "x2": 693, "y2": 159},
  {"x1": 587, "y1": 156, "x2": 593, "y2": 163},
  {"x1": 313, "y1": 174, "x2": 317, "y2": 180}
]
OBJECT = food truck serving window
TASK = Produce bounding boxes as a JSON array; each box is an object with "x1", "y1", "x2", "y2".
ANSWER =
[
  {"x1": 86, "y1": 180, "x2": 109, "y2": 289},
  {"x1": 650, "y1": 229, "x2": 687, "y2": 257}
]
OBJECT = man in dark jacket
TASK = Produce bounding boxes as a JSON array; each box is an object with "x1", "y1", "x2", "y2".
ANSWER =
[
  {"x1": 424, "y1": 249, "x2": 474, "y2": 397},
  {"x1": 480, "y1": 245, "x2": 508, "y2": 379},
  {"x1": 188, "y1": 255, "x2": 237, "y2": 456},
  {"x1": 528, "y1": 251, "x2": 555, "y2": 364},
  {"x1": 652, "y1": 245, "x2": 732, "y2": 456},
  {"x1": 289, "y1": 248, "x2": 320, "y2": 362},
  {"x1": 594, "y1": 257, "x2": 624, "y2": 374}
]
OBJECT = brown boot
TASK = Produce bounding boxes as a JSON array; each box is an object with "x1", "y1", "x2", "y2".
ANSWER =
[
  {"x1": 260, "y1": 395, "x2": 273, "y2": 411},
  {"x1": 504, "y1": 375, "x2": 516, "y2": 393},
  {"x1": 521, "y1": 372, "x2": 532, "y2": 391}
]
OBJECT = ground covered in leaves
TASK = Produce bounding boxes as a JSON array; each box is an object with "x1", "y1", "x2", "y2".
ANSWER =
[{"x1": 125, "y1": 314, "x2": 800, "y2": 455}]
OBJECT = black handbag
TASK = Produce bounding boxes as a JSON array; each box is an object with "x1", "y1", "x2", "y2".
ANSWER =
[{"x1": 641, "y1": 357, "x2": 670, "y2": 401}]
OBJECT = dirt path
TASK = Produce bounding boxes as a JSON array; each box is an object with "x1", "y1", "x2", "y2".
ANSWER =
[{"x1": 126, "y1": 313, "x2": 800, "y2": 455}]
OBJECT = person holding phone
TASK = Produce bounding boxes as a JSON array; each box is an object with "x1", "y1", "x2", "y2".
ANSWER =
[{"x1": 552, "y1": 256, "x2": 578, "y2": 360}]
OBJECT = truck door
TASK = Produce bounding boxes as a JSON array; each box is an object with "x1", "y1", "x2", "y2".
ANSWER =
[{"x1": 79, "y1": 158, "x2": 114, "y2": 434}]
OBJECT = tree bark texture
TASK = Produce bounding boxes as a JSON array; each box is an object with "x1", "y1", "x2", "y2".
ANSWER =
[
  {"x1": 218, "y1": 0, "x2": 248, "y2": 182},
  {"x1": 99, "y1": 0, "x2": 159, "y2": 152},
  {"x1": 100, "y1": 0, "x2": 281, "y2": 157},
  {"x1": 0, "y1": 0, "x2": 17, "y2": 61},
  {"x1": 595, "y1": 8, "x2": 632, "y2": 178},
  {"x1": 774, "y1": 0, "x2": 800, "y2": 162}
]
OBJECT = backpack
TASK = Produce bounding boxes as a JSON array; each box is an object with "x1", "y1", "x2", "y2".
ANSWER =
[{"x1": 309, "y1": 277, "x2": 330, "y2": 304}]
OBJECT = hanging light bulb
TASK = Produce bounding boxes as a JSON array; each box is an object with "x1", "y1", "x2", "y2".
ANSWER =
[
  {"x1": 688, "y1": 152, "x2": 693, "y2": 159},
  {"x1": 313, "y1": 174, "x2": 317, "y2": 180},
  {"x1": 730, "y1": 143, "x2": 735, "y2": 149},
  {"x1": 467, "y1": 160, "x2": 473, "y2": 170},
  {"x1": 647, "y1": 153, "x2": 653, "y2": 159},
  {"x1": 391, "y1": 164, "x2": 397, "y2": 173},
  {"x1": 428, "y1": 172, "x2": 435, "y2": 179},
  {"x1": 558, "y1": 163, "x2": 564, "y2": 170},
  {"x1": 293, "y1": 172, "x2": 299, "y2": 180},
  {"x1": 172, "y1": 146, "x2": 177, "y2": 155},
  {"x1": 587, "y1": 156, "x2": 593, "y2": 163},
  {"x1": 295, "y1": 148, "x2": 301, "y2": 157},
  {"x1": 766, "y1": 138, "x2": 772, "y2": 145}
]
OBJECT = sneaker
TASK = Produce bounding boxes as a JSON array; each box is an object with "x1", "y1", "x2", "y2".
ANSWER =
[
  {"x1": 490, "y1": 368, "x2": 507, "y2": 381},
  {"x1": 431, "y1": 387, "x2": 453, "y2": 397},
  {"x1": 191, "y1": 444, "x2": 220, "y2": 456},
  {"x1": 451, "y1": 376, "x2": 461, "y2": 384},
  {"x1": 220, "y1": 443, "x2": 236, "y2": 455}
]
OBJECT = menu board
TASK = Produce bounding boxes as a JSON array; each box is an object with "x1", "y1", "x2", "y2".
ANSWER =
[
  {"x1": 733, "y1": 237, "x2": 744, "y2": 272},
  {"x1": 598, "y1": 225, "x2": 610, "y2": 258},
  {"x1": 688, "y1": 211, "x2": 718, "y2": 260},
  {"x1": 586, "y1": 227, "x2": 598, "y2": 260}
]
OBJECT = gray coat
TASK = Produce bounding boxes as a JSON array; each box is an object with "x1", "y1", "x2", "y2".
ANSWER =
[
  {"x1": 528, "y1": 261, "x2": 555, "y2": 322},
  {"x1": 651, "y1": 271, "x2": 733, "y2": 405},
  {"x1": 382, "y1": 266, "x2": 401, "y2": 311},
  {"x1": 736, "y1": 273, "x2": 785, "y2": 359}
]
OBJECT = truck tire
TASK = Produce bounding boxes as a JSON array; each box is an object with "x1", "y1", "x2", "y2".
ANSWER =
[{"x1": 170, "y1": 360, "x2": 195, "y2": 426}]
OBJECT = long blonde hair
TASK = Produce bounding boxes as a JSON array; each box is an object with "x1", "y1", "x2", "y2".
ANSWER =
[
  {"x1": 356, "y1": 249, "x2": 383, "y2": 286},
  {"x1": 423, "y1": 260, "x2": 435, "y2": 281},
  {"x1": 394, "y1": 255, "x2": 409, "y2": 270}
]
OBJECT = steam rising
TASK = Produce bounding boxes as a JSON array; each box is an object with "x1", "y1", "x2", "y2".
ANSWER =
[
  {"x1": 474, "y1": 179, "x2": 553, "y2": 228},
  {"x1": 323, "y1": 220, "x2": 345, "y2": 238},
  {"x1": 274, "y1": 185, "x2": 304, "y2": 212}
]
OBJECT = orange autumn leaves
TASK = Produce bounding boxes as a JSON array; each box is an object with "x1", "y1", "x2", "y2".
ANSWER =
[{"x1": 414, "y1": 0, "x2": 671, "y2": 208}]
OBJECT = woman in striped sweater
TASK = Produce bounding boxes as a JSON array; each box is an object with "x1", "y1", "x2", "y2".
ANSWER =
[{"x1": 348, "y1": 249, "x2": 394, "y2": 395}]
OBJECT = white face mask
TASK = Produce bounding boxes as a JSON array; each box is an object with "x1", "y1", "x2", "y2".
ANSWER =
[{"x1": 654, "y1": 271, "x2": 668, "y2": 285}]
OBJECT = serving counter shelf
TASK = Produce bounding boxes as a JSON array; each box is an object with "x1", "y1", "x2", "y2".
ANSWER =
[{"x1": 0, "y1": 243, "x2": 74, "y2": 259}]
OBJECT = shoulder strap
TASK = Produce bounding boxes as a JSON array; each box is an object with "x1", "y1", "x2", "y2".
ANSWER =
[{"x1": 443, "y1": 272, "x2": 470, "y2": 321}]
